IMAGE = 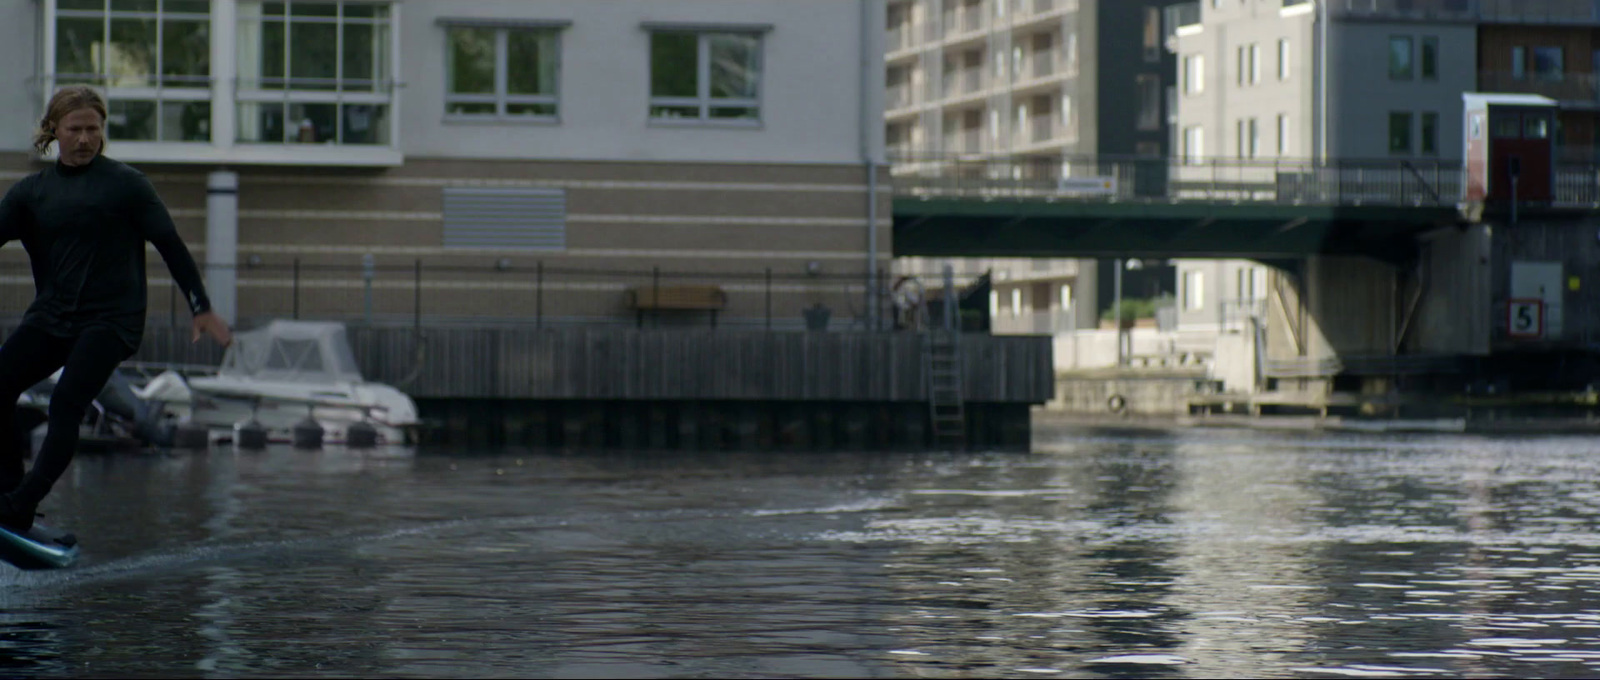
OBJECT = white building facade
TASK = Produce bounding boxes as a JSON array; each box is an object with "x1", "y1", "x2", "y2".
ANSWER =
[{"x1": 0, "y1": 0, "x2": 888, "y2": 329}]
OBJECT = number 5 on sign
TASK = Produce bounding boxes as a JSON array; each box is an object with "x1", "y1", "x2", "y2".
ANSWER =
[{"x1": 1507, "y1": 298, "x2": 1544, "y2": 339}]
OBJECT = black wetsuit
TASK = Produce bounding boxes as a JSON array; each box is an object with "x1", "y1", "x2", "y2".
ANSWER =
[{"x1": 0, "y1": 155, "x2": 211, "y2": 523}]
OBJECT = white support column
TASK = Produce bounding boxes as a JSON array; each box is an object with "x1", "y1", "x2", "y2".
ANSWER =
[
  {"x1": 41, "y1": 0, "x2": 57, "y2": 129},
  {"x1": 205, "y1": 170, "x2": 239, "y2": 325},
  {"x1": 211, "y1": 0, "x2": 237, "y2": 148},
  {"x1": 388, "y1": 1, "x2": 403, "y2": 149}
]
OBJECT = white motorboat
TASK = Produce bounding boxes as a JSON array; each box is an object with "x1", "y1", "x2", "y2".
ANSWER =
[{"x1": 135, "y1": 320, "x2": 421, "y2": 446}]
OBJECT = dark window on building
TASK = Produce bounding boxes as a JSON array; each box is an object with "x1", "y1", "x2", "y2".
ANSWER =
[
  {"x1": 1389, "y1": 36, "x2": 1413, "y2": 79},
  {"x1": 1389, "y1": 111, "x2": 1412, "y2": 153}
]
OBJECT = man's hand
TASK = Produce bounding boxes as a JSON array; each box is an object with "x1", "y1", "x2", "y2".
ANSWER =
[{"x1": 192, "y1": 310, "x2": 232, "y2": 347}]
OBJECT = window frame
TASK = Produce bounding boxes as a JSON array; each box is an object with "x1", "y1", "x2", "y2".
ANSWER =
[
  {"x1": 1183, "y1": 270, "x2": 1205, "y2": 311},
  {"x1": 1420, "y1": 36, "x2": 1438, "y2": 80},
  {"x1": 1420, "y1": 111, "x2": 1438, "y2": 155},
  {"x1": 645, "y1": 23, "x2": 769, "y2": 127},
  {"x1": 51, "y1": 0, "x2": 215, "y2": 143},
  {"x1": 1388, "y1": 35, "x2": 1414, "y2": 80},
  {"x1": 1135, "y1": 73, "x2": 1161, "y2": 131},
  {"x1": 1389, "y1": 111, "x2": 1413, "y2": 154},
  {"x1": 1278, "y1": 38, "x2": 1290, "y2": 81},
  {"x1": 442, "y1": 21, "x2": 567, "y2": 123},
  {"x1": 1183, "y1": 125, "x2": 1204, "y2": 164},
  {"x1": 234, "y1": 1, "x2": 398, "y2": 146},
  {"x1": 1184, "y1": 54, "x2": 1205, "y2": 95},
  {"x1": 1532, "y1": 46, "x2": 1564, "y2": 81}
]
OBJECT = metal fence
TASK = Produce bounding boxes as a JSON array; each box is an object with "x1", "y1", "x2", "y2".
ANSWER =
[
  {"x1": 0, "y1": 261, "x2": 985, "y2": 334},
  {"x1": 889, "y1": 153, "x2": 1600, "y2": 208}
]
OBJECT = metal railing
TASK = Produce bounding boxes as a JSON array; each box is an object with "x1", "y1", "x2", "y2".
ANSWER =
[
  {"x1": 0, "y1": 261, "x2": 922, "y2": 334},
  {"x1": 887, "y1": 153, "x2": 1600, "y2": 208},
  {"x1": 1333, "y1": 0, "x2": 1600, "y2": 24},
  {"x1": 1164, "y1": 2, "x2": 1201, "y2": 41},
  {"x1": 887, "y1": 25, "x2": 911, "y2": 52},
  {"x1": 1479, "y1": 70, "x2": 1600, "y2": 102},
  {"x1": 887, "y1": 83, "x2": 913, "y2": 111},
  {"x1": 941, "y1": 68, "x2": 986, "y2": 97},
  {"x1": 1029, "y1": 50, "x2": 1058, "y2": 79},
  {"x1": 941, "y1": 129, "x2": 986, "y2": 154}
]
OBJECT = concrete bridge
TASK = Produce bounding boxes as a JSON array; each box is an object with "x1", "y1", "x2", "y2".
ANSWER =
[{"x1": 892, "y1": 154, "x2": 1600, "y2": 405}]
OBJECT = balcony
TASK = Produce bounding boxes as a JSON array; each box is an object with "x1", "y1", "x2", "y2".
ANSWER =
[
  {"x1": 943, "y1": 5, "x2": 987, "y2": 37},
  {"x1": 941, "y1": 68, "x2": 988, "y2": 99},
  {"x1": 1007, "y1": 0, "x2": 1078, "y2": 28},
  {"x1": 942, "y1": 128, "x2": 986, "y2": 155},
  {"x1": 1164, "y1": 2, "x2": 1201, "y2": 52},
  {"x1": 1331, "y1": 0, "x2": 1600, "y2": 25},
  {"x1": 887, "y1": 83, "x2": 915, "y2": 112},
  {"x1": 1480, "y1": 70, "x2": 1600, "y2": 105},
  {"x1": 1031, "y1": 50, "x2": 1058, "y2": 79},
  {"x1": 887, "y1": 25, "x2": 910, "y2": 53}
]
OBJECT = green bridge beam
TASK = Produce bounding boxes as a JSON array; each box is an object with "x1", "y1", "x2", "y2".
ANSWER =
[{"x1": 893, "y1": 198, "x2": 1465, "y2": 262}]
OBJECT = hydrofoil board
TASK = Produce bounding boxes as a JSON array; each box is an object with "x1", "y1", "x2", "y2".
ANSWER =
[{"x1": 0, "y1": 522, "x2": 78, "y2": 570}]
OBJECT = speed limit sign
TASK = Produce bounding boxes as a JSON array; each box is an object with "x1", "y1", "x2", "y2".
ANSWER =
[{"x1": 1508, "y1": 298, "x2": 1544, "y2": 339}]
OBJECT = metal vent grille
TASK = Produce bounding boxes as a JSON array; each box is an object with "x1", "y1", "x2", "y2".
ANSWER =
[{"x1": 442, "y1": 187, "x2": 566, "y2": 250}]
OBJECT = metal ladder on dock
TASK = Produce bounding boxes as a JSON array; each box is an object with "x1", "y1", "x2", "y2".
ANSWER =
[
  {"x1": 919, "y1": 263, "x2": 965, "y2": 448},
  {"x1": 924, "y1": 329, "x2": 965, "y2": 447}
]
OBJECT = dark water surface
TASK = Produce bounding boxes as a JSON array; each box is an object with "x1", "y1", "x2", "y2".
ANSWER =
[{"x1": 2, "y1": 424, "x2": 1599, "y2": 678}]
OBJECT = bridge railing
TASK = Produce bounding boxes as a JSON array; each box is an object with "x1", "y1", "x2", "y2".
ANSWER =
[{"x1": 888, "y1": 153, "x2": 1600, "y2": 208}]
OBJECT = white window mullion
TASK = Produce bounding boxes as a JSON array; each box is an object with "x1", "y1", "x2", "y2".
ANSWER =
[
  {"x1": 42, "y1": 0, "x2": 57, "y2": 109},
  {"x1": 495, "y1": 29, "x2": 508, "y2": 116},
  {"x1": 697, "y1": 34, "x2": 710, "y2": 120},
  {"x1": 153, "y1": 9, "x2": 163, "y2": 140},
  {"x1": 334, "y1": 1, "x2": 344, "y2": 143},
  {"x1": 282, "y1": 13, "x2": 293, "y2": 91},
  {"x1": 102, "y1": 9, "x2": 112, "y2": 85}
]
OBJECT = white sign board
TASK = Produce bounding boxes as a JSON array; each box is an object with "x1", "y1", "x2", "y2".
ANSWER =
[
  {"x1": 1507, "y1": 298, "x2": 1544, "y2": 339},
  {"x1": 1056, "y1": 176, "x2": 1118, "y2": 195}
]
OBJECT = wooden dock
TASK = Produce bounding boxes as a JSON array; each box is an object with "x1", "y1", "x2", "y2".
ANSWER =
[{"x1": 87, "y1": 325, "x2": 1055, "y2": 451}]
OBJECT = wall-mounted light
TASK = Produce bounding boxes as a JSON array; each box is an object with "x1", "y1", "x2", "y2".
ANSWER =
[
  {"x1": 806, "y1": 261, "x2": 822, "y2": 276},
  {"x1": 246, "y1": 254, "x2": 263, "y2": 267},
  {"x1": 496, "y1": 258, "x2": 513, "y2": 272}
]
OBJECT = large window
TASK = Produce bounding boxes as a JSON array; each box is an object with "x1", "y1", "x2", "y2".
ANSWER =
[
  {"x1": 1420, "y1": 111, "x2": 1438, "y2": 155},
  {"x1": 1389, "y1": 111, "x2": 1412, "y2": 154},
  {"x1": 1184, "y1": 54, "x2": 1204, "y2": 94},
  {"x1": 1533, "y1": 46, "x2": 1564, "y2": 81},
  {"x1": 1389, "y1": 36, "x2": 1413, "y2": 80},
  {"x1": 1421, "y1": 36, "x2": 1438, "y2": 80},
  {"x1": 54, "y1": 0, "x2": 212, "y2": 142},
  {"x1": 648, "y1": 30, "x2": 762, "y2": 123},
  {"x1": 235, "y1": 0, "x2": 393, "y2": 145},
  {"x1": 1183, "y1": 125, "x2": 1204, "y2": 164},
  {"x1": 445, "y1": 26, "x2": 561, "y2": 120},
  {"x1": 1136, "y1": 74, "x2": 1160, "y2": 131},
  {"x1": 1183, "y1": 271, "x2": 1204, "y2": 311}
]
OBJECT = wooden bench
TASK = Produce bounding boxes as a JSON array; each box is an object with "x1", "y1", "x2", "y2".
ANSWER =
[{"x1": 627, "y1": 285, "x2": 728, "y2": 328}]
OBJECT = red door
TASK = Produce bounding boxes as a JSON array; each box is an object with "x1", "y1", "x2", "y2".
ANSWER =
[{"x1": 1490, "y1": 108, "x2": 1555, "y2": 202}]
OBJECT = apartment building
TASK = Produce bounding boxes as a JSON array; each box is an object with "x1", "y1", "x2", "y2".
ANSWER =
[
  {"x1": 0, "y1": 0, "x2": 887, "y2": 329},
  {"x1": 886, "y1": 0, "x2": 1180, "y2": 335},
  {"x1": 1166, "y1": 0, "x2": 1600, "y2": 336}
]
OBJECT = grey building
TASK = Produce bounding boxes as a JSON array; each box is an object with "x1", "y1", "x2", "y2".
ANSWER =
[
  {"x1": 887, "y1": 0, "x2": 1183, "y2": 336},
  {"x1": 1170, "y1": 0, "x2": 1479, "y2": 167}
]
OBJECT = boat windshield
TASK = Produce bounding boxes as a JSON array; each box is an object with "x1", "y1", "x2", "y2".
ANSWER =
[{"x1": 219, "y1": 320, "x2": 367, "y2": 383}]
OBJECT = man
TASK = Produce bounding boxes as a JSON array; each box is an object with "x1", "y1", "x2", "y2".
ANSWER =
[{"x1": 0, "y1": 85, "x2": 231, "y2": 532}]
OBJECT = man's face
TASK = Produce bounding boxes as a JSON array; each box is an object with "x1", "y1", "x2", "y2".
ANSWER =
[{"x1": 56, "y1": 108, "x2": 103, "y2": 167}]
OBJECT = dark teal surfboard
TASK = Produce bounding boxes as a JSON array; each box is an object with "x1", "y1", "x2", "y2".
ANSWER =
[{"x1": 0, "y1": 523, "x2": 79, "y2": 570}]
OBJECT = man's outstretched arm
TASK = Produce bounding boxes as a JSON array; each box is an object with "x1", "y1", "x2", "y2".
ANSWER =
[
  {"x1": 132, "y1": 173, "x2": 231, "y2": 346},
  {"x1": 0, "y1": 179, "x2": 33, "y2": 248}
]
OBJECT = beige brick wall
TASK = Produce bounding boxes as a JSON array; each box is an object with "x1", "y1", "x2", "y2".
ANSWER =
[{"x1": 0, "y1": 153, "x2": 894, "y2": 330}]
